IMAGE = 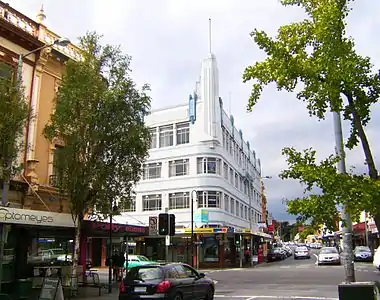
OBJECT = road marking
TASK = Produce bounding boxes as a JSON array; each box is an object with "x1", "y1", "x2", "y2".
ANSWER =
[{"x1": 214, "y1": 296, "x2": 338, "y2": 299}]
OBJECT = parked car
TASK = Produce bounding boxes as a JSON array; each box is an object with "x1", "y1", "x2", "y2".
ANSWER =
[
  {"x1": 294, "y1": 246, "x2": 310, "y2": 260},
  {"x1": 119, "y1": 263, "x2": 214, "y2": 300},
  {"x1": 125, "y1": 255, "x2": 158, "y2": 270},
  {"x1": 283, "y1": 246, "x2": 293, "y2": 257},
  {"x1": 317, "y1": 247, "x2": 341, "y2": 265},
  {"x1": 373, "y1": 246, "x2": 380, "y2": 270},
  {"x1": 267, "y1": 248, "x2": 286, "y2": 262},
  {"x1": 353, "y1": 246, "x2": 373, "y2": 262}
]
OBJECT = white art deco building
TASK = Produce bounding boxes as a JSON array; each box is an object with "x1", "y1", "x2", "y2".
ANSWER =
[{"x1": 113, "y1": 51, "x2": 266, "y2": 267}]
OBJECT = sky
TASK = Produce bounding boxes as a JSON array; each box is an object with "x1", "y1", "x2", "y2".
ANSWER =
[{"x1": 9, "y1": 0, "x2": 380, "y2": 221}]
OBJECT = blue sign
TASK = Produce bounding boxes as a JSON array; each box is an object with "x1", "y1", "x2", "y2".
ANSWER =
[
  {"x1": 189, "y1": 92, "x2": 197, "y2": 124},
  {"x1": 194, "y1": 209, "x2": 209, "y2": 223}
]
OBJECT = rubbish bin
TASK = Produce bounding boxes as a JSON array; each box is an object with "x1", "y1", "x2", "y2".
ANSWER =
[{"x1": 338, "y1": 281, "x2": 380, "y2": 300}]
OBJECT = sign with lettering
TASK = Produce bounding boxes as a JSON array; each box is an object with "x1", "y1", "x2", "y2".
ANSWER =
[
  {"x1": 149, "y1": 216, "x2": 158, "y2": 236},
  {"x1": 39, "y1": 277, "x2": 64, "y2": 300},
  {"x1": 0, "y1": 207, "x2": 74, "y2": 227},
  {"x1": 89, "y1": 221, "x2": 148, "y2": 235},
  {"x1": 189, "y1": 93, "x2": 197, "y2": 124}
]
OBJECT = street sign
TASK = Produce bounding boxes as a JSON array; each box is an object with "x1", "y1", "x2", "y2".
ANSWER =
[
  {"x1": 194, "y1": 241, "x2": 203, "y2": 245},
  {"x1": 149, "y1": 216, "x2": 158, "y2": 236}
]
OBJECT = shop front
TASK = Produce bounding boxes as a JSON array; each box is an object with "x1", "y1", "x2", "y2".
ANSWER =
[
  {"x1": 80, "y1": 221, "x2": 149, "y2": 268},
  {"x1": 0, "y1": 207, "x2": 75, "y2": 296}
]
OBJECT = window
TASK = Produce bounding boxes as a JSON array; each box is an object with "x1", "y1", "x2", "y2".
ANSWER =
[
  {"x1": 223, "y1": 162, "x2": 228, "y2": 180},
  {"x1": 159, "y1": 125, "x2": 173, "y2": 147},
  {"x1": 176, "y1": 122, "x2": 190, "y2": 145},
  {"x1": 224, "y1": 194, "x2": 229, "y2": 211},
  {"x1": 197, "y1": 191, "x2": 220, "y2": 208},
  {"x1": 120, "y1": 197, "x2": 136, "y2": 212},
  {"x1": 230, "y1": 198, "x2": 235, "y2": 214},
  {"x1": 197, "y1": 157, "x2": 221, "y2": 174},
  {"x1": 235, "y1": 173, "x2": 238, "y2": 188},
  {"x1": 169, "y1": 192, "x2": 190, "y2": 209},
  {"x1": 143, "y1": 162, "x2": 162, "y2": 180},
  {"x1": 0, "y1": 62, "x2": 13, "y2": 79},
  {"x1": 240, "y1": 205, "x2": 243, "y2": 218},
  {"x1": 236, "y1": 202, "x2": 239, "y2": 216},
  {"x1": 50, "y1": 145, "x2": 64, "y2": 187},
  {"x1": 229, "y1": 168, "x2": 234, "y2": 184},
  {"x1": 149, "y1": 128, "x2": 157, "y2": 149},
  {"x1": 169, "y1": 159, "x2": 189, "y2": 177},
  {"x1": 143, "y1": 194, "x2": 162, "y2": 211},
  {"x1": 245, "y1": 206, "x2": 248, "y2": 219}
]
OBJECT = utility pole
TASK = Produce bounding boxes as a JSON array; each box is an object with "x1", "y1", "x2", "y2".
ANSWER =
[{"x1": 333, "y1": 111, "x2": 355, "y2": 283}]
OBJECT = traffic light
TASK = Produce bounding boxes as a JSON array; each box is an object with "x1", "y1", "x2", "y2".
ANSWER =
[
  {"x1": 158, "y1": 213, "x2": 176, "y2": 236},
  {"x1": 169, "y1": 214, "x2": 175, "y2": 236},
  {"x1": 159, "y1": 213, "x2": 169, "y2": 235}
]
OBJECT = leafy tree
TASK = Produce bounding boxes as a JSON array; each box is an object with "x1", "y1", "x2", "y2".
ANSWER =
[
  {"x1": 0, "y1": 63, "x2": 29, "y2": 200},
  {"x1": 280, "y1": 147, "x2": 380, "y2": 230},
  {"x1": 299, "y1": 225, "x2": 317, "y2": 242},
  {"x1": 243, "y1": 0, "x2": 380, "y2": 223},
  {"x1": 44, "y1": 32, "x2": 151, "y2": 280}
]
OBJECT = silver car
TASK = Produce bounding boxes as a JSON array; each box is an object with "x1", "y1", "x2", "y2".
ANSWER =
[
  {"x1": 354, "y1": 246, "x2": 373, "y2": 262},
  {"x1": 317, "y1": 247, "x2": 341, "y2": 265},
  {"x1": 294, "y1": 246, "x2": 310, "y2": 259}
]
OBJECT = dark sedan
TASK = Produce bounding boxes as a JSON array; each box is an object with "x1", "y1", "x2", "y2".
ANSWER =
[
  {"x1": 354, "y1": 246, "x2": 373, "y2": 262},
  {"x1": 267, "y1": 248, "x2": 286, "y2": 262},
  {"x1": 119, "y1": 263, "x2": 215, "y2": 300}
]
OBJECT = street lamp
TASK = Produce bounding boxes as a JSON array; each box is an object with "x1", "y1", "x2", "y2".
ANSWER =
[
  {"x1": 17, "y1": 37, "x2": 71, "y2": 82},
  {"x1": 190, "y1": 190, "x2": 198, "y2": 267}
]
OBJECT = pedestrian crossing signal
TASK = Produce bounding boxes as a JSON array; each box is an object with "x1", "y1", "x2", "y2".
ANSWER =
[{"x1": 158, "y1": 213, "x2": 175, "y2": 236}]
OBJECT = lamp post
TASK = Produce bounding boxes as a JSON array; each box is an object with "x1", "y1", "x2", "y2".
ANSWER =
[
  {"x1": 0, "y1": 37, "x2": 70, "y2": 293},
  {"x1": 108, "y1": 199, "x2": 118, "y2": 293},
  {"x1": 190, "y1": 190, "x2": 197, "y2": 267}
]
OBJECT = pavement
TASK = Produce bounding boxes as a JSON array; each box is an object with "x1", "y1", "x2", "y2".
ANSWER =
[{"x1": 76, "y1": 250, "x2": 380, "y2": 300}]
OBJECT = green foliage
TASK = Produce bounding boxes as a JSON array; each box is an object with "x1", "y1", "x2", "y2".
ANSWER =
[
  {"x1": 0, "y1": 63, "x2": 29, "y2": 181},
  {"x1": 243, "y1": 0, "x2": 380, "y2": 150},
  {"x1": 44, "y1": 32, "x2": 151, "y2": 221},
  {"x1": 280, "y1": 147, "x2": 380, "y2": 231},
  {"x1": 298, "y1": 225, "x2": 317, "y2": 242}
]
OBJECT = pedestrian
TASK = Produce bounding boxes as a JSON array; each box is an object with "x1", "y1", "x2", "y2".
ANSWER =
[
  {"x1": 111, "y1": 250, "x2": 119, "y2": 281},
  {"x1": 117, "y1": 253, "x2": 126, "y2": 281}
]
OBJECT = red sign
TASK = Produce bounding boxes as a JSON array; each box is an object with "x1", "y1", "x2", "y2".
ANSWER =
[
  {"x1": 91, "y1": 222, "x2": 147, "y2": 234},
  {"x1": 268, "y1": 225, "x2": 274, "y2": 232}
]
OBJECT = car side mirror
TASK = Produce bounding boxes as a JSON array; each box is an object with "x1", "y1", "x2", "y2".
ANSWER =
[{"x1": 199, "y1": 272, "x2": 205, "y2": 278}]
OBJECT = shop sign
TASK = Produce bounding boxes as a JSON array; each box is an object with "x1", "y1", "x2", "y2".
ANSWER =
[
  {"x1": 214, "y1": 227, "x2": 228, "y2": 233},
  {"x1": 148, "y1": 216, "x2": 158, "y2": 236},
  {"x1": 194, "y1": 209, "x2": 209, "y2": 223},
  {"x1": 234, "y1": 228, "x2": 243, "y2": 233},
  {"x1": 91, "y1": 222, "x2": 147, "y2": 234},
  {"x1": 184, "y1": 227, "x2": 214, "y2": 234},
  {"x1": 175, "y1": 229, "x2": 185, "y2": 234},
  {"x1": 0, "y1": 207, "x2": 74, "y2": 227},
  {"x1": 243, "y1": 228, "x2": 252, "y2": 233}
]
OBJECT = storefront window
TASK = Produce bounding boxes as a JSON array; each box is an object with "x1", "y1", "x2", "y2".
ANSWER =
[{"x1": 201, "y1": 236, "x2": 219, "y2": 262}]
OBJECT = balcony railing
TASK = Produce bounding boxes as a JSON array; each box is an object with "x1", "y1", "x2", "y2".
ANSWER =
[
  {"x1": 0, "y1": 2, "x2": 81, "y2": 61},
  {"x1": 48, "y1": 174, "x2": 60, "y2": 187}
]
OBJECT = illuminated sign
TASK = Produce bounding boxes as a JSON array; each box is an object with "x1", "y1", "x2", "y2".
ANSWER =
[
  {"x1": 184, "y1": 228, "x2": 214, "y2": 234},
  {"x1": 0, "y1": 208, "x2": 74, "y2": 227}
]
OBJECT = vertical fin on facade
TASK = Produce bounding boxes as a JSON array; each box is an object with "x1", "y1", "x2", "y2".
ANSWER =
[
  {"x1": 200, "y1": 18, "x2": 221, "y2": 139},
  {"x1": 36, "y1": 5, "x2": 46, "y2": 24}
]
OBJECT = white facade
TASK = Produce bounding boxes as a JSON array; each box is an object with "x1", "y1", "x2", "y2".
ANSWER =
[{"x1": 114, "y1": 52, "x2": 263, "y2": 232}]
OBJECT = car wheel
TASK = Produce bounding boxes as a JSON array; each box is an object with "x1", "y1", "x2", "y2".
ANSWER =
[
  {"x1": 173, "y1": 292, "x2": 183, "y2": 300},
  {"x1": 205, "y1": 286, "x2": 214, "y2": 300}
]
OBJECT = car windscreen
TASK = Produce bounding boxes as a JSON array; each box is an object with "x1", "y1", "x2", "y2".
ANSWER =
[
  {"x1": 137, "y1": 255, "x2": 150, "y2": 261},
  {"x1": 295, "y1": 247, "x2": 308, "y2": 251},
  {"x1": 127, "y1": 267, "x2": 163, "y2": 281},
  {"x1": 355, "y1": 247, "x2": 370, "y2": 252},
  {"x1": 320, "y1": 248, "x2": 338, "y2": 254}
]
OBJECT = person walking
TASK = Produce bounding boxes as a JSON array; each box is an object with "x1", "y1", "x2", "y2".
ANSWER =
[
  {"x1": 111, "y1": 250, "x2": 120, "y2": 281},
  {"x1": 117, "y1": 253, "x2": 126, "y2": 281}
]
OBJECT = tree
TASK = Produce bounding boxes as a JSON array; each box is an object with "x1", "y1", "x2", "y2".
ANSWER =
[
  {"x1": 0, "y1": 63, "x2": 29, "y2": 199},
  {"x1": 280, "y1": 147, "x2": 380, "y2": 230},
  {"x1": 299, "y1": 225, "x2": 317, "y2": 242},
  {"x1": 243, "y1": 0, "x2": 380, "y2": 224},
  {"x1": 44, "y1": 32, "x2": 151, "y2": 283}
]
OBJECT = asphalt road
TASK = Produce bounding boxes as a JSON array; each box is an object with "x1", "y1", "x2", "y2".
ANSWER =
[
  {"x1": 207, "y1": 251, "x2": 380, "y2": 300},
  {"x1": 94, "y1": 251, "x2": 379, "y2": 300}
]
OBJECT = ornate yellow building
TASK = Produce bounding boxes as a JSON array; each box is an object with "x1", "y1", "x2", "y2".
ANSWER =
[{"x1": 0, "y1": 2, "x2": 80, "y2": 214}]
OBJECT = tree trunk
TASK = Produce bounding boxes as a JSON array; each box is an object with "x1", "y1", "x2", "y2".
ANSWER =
[
  {"x1": 346, "y1": 93, "x2": 378, "y2": 179},
  {"x1": 71, "y1": 218, "x2": 81, "y2": 294},
  {"x1": 346, "y1": 92, "x2": 380, "y2": 232}
]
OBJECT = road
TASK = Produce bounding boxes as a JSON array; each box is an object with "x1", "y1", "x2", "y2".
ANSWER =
[
  {"x1": 94, "y1": 251, "x2": 379, "y2": 300},
  {"x1": 206, "y1": 251, "x2": 379, "y2": 300}
]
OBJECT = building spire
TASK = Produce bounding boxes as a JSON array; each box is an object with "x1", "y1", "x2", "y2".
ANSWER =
[
  {"x1": 36, "y1": 4, "x2": 46, "y2": 24},
  {"x1": 208, "y1": 18, "x2": 212, "y2": 54}
]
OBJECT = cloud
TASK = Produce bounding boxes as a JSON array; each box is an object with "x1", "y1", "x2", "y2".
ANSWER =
[{"x1": 9, "y1": 0, "x2": 380, "y2": 220}]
